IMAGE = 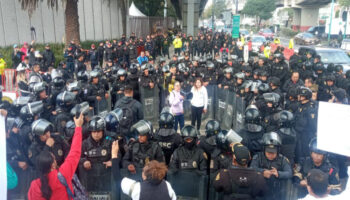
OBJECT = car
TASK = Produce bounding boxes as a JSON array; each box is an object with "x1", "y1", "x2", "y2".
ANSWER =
[
  {"x1": 258, "y1": 28, "x2": 274, "y2": 40},
  {"x1": 240, "y1": 29, "x2": 250, "y2": 38},
  {"x1": 316, "y1": 48, "x2": 350, "y2": 72},
  {"x1": 250, "y1": 35, "x2": 266, "y2": 52},
  {"x1": 294, "y1": 32, "x2": 320, "y2": 45},
  {"x1": 307, "y1": 26, "x2": 326, "y2": 38}
]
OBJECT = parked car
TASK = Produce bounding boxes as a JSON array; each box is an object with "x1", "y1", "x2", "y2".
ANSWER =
[
  {"x1": 240, "y1": 29, "x2": 250, "y2": 39},
  {"x1": 250, "y1": 35, "x2": 266, "y2": 52},
  {"x1": 307, "y1": 26, "x2": 326, "y2": 38},
  {"x1": 316, "y1": 47, "x2": 350, "y2": 72},
  {"x1": 294, "y1": 32, "x2": 320, "y2": 45},
  {"x1": 258, "y1": 28, "x2": 274, "y2": 40}
]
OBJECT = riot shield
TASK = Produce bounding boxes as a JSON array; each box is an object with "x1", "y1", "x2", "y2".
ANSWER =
[
  {"x1": 202, "y1": 85, "x2": 216, "y2": 121},
  {"x1": 95, "y1": 97, "x2": 109, "y2": 115},
  {"x1": 232, "y1": 96, "x2": 245, "y2": 133},
  {"x1": 167, "y1": 171, "x2": 208, "y2": 200},
  {"x1": 215, "y1": 88, "x2": 228, "y2": 123},
  {"x1": 79, "y1": 163, "x2": 112, "y2": 194},
  {"x1": 139, "y1": 86, "x2": 160, "y2": 126},
  {"x1": 221, "y1": 90, "x2": 234, "y2": 130}
]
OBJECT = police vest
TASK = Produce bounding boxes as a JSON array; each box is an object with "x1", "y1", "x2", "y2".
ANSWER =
[
  {"x1": 257, "y1": 152, "x2": 284, "y2": 170},
  {"x1": 132, "y1": 142, "x2": 159, "y2": 168},
  {"x1": 178, "y1": 147, "x2": 201, "y2": 170}
]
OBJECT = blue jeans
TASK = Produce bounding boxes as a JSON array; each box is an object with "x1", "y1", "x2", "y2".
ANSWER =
[{"x1": 174, "y1": 114, "x2": 185, "y2": 132}]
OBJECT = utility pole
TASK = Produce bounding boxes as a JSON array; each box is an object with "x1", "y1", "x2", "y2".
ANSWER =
[
  {"x1": 328, "y1": 0, "x2": 335, "y2": 42},
  {"x1": 212, "y1": 0, "x2": 216, "y2": 30},
  {"x1": 235, "y1": 0, "x2": 238, "y2": 15}
]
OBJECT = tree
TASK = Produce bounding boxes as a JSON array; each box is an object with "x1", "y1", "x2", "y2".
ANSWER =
[
  {"x1": 202, "y1": 0, "x2": 227, "y2": 19},
  {"x1": 133, "y1": 0, "x2": 164, "y2": 16},
  {"x1": 339, "y1": 0, "x2": 350, "y2": 8},
  {"x1": 19, "y1": 0, "x2": 80, "y2": 46},
  {"x1": 242, "y1": 0, "x2": 276, "y2": 27}
]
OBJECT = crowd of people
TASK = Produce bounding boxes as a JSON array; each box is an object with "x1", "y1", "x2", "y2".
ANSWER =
[{"x1": 1, "y1": 28, "x2": 350, "y2": 200}]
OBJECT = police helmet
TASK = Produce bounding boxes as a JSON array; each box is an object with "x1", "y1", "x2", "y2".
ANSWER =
[
  {"x1": 141, "y1": 63, "x2": 149, "y2": 71},
  {"x1": 162, "y1": 65, "x2": 170, "y2": 73},
  {"x1": 274, "y1": 53, "x2": 283, "y2": 60},
  {"x1": 325, "y1": 74, "x2": 336, "y2": 82},
  {"x1": 346, "y1": 70, "x2": 350, "y2": 79},
  {"x1": 129, "y1": 63, "x2": 139, "y2": 74},
  {"x1": 276, "y1": 110, "x2": 294, "y2": 128},
  {"x1": 178, "y1": 64, "x2": 189, "y2": 73},
  {"x1": 263, "y1": 92, "x2": 280, "y2": 105},
  {"x1": 131, "y1": 120, "x2": 153, "y2": 137},
  {"x1": 309, "y1": 138, "x2": 326, "y2": 155},
  {"x1": 206, "y1": 61, "x2": 215, "y2": 69},
  {"x1": 234, "y1": 72, "x2": 245, "y2": 80},
  {"x1": 181, "y1": 125, "x2": 198, "y2": 139},
  {"x1": 159, "y1": 112, "x2": 175, "y2": 129},
  {"x1": 206, "y1": 54, "x2": 213, "y2": 61},
  {"x1": 262, "y1": 132, "x2": 281, "y2": 153},
  {"x1": 20, "y1": 101, "x2": 44, "y2": 121},
  {"x1": 205, "y1": 120, "x2": 221, "y2": 137},
  {"x1": 159, "y1": 57, "x2": 166, "y2": 64},
  {"x1": 90, "y1": 70, "x2": 101, "y2": 79},
  {"x1": 335, "y1": 65, "x2": 343, "y2": 73},
  {"x1": 13, "y1": 96, "x2": 31, "y2": 110},
  {"x1": 327, "y1": 63, "x2": 335, "y2": 73},
  {"x1": 259, "y1": 70, "x2": 269, "y2": 77},
  {"x1": 70, "y1": 101, "x2": 90, "y2": 117},
  {"x1": 224, "y1": 67, "x2": 233, "y2": 74},
  {"x1": 216, "y1": 130, "x2": 229, "y2": 150},
  {"x1": 199, "y1": 56, "x2": 207, "y2": 64},
  {"x1": 117, "y1": 68, "x2": 127, "y2": 78},
  {"x1": 6, "y1": 117, "x2": 16, "y2": 132},
  {"x1": 56, "y1": 91, "x2": 76, "y2": 108},
  {"x1": 245, "y1": 105, "x2": 261, "y2": 124},
  {"x1": 31, "y1": 118, "x2": 53, "y2": 136},
  {"x1": 32, "y1": 82, "x2": 47, "y2": 94},
  {"x1": 315, "y1": 63, "x2": 325, "y2": 72},
  {"x1": 64, "y1": 120, "x2": 75, "y2": 141},
  {"x1": 269, "y1": 77, "x2": 280, "y2": 87},
  {"x1": 67, "y1": 81, "x2": 80, "y2": 92},
  {"x1": 77, "y1": 71, "x2": 89, "y2": 82},
  {"x1": 298, "y1": 86, "x2": 312, "y2": 100},
  {"x1": 89, "y1": 116, "x2": 106, "y2": 132},
  {"x1": 104, "y1": 108, "x2": 123, "y2": 132},
  {"x1": 258, "y1": 83, "x2": 270, "y2": 93}
]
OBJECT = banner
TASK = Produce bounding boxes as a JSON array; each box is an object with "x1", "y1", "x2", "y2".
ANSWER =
[
  {"x1": 0, "y1": 115, "x2": 7, "y2": 198},
  {"x1": 317, "y1": 102, "x2": 350, "y2": 156}
]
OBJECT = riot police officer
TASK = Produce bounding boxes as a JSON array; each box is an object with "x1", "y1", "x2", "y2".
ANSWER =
[
  {"x1": 153, "y1": 111, "x2": 182, "y2": 165},
  {"x1": 80, "y1": 116, "x2": 113, "y2": 191},
  {"x1": 54, "y1": 91, "x2": 76, "y2": 134},
  {"x1": 219, "y1": 67, "x2": 234, "y2": 90},
  {"x1": 111, "y1": 68, "x2": 128, "y2": 108},
  {"x1": 199, "y1": 120, "x2": 230, "y2": 173},
  {"x1": 169, "y1": 125, "x2": 208, "y2": 174},
  {"x1": 318, "y1": 74, "x2": 338, "y2": 102},
  {"x1": 86, "y1": 70, "x2": 108, "y2": 114},
  {"x1": 270, "y1": 53, "x2": 288, "y2": 83},
  {"x1": 239, "y1": 105, "x2": 264, "y2": 156},
  {"x1": 293, "y1": 138, "x2": 341, "y2": 198},
  {"x1": 123, "y1": 120, "x2": 165, "y2": 172},
  {"x1": 30, "y1": 82, "x2": 54, "y2": 121},
  {"x1": 140, "y1": 64, "x2": 157, "y2": 89},
  {"x1": 127, "y1": 63, "x2": 140, "y2": 100},
  {"x1": 233, "y1": 72, "x2": 246, "y2": 97},
  {"x1": 29, "y1": 119, "x2": 69, "y2": 168},
  {"x1": 250, "y1": 132, "x2": 292, "y2": 200},
  {"x1": 294, "y1": 87, "x2": 317, "y2": 163},
  {"x1": 213, "y1": 143, "x2": 267, "y2": 199},
  {"x1": 258, "y1": 92, "x2": 282, "y2": 132}
]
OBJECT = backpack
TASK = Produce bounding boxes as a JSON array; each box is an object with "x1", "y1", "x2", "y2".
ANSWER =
[
  {"x1": 119, "y1": 100, "x2": 136, "y2": 135},
  {"x1": 57, "y1": 172, "x2": 88, "y2": 200}
]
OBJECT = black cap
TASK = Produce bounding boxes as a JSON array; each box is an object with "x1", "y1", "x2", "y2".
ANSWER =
[
  {"x1": 232, "y1": 143, "x2": 250, "y2": 165},
  {"x1": 265, "y1": 144, "x2": 278, "y2": 153},
  {"x1": 307, "y1": 169, "x2": 329, "y2": 196}
]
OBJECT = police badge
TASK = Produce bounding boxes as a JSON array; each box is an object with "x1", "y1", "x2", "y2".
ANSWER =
[
  {"x1": 101, "y1": 149, "x2": 107, "y2": 156},
  {"x1": 58, "y1": 149, "x2": 63, "y2": 156},
  {"x1": 192, "y1": 161, "x2": 197, "y2": 168}
]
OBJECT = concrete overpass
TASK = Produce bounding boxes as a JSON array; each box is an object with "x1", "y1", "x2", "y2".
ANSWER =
[{"x1": 277, "y1": 0, "x2": 332, "y2": 31}]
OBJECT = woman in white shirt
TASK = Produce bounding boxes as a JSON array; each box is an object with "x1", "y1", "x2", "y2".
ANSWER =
[{"x1": 190, "y1": 78, "x2": 208, "y2": 130}]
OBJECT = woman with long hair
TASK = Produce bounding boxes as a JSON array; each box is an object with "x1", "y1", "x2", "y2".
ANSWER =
[
  {"x1": 169, "y1": 81, "x2": 185, "y2": 132},
  {"x1": 112, "y1": 141, "x2": 176, "y2": 200},
  {"x1": 16, "y1": 67, "x2": 30, "y2": 96},
  {"x1": 190, "y1": 78, "x2": 208, "y2": 130},
  {"x1": 27, "y1": 114, "x2": 84, "y2": 200}
]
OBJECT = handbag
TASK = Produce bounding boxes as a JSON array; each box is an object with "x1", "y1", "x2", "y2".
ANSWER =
[
  {"x1": 57, "y1": 172, "x2": 89, "y2": 200},
  {"x1": 7, "y1": 162, "x2": 18, "y2": 190}
]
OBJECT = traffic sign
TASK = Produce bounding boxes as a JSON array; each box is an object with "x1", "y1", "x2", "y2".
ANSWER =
[{"x1": 232, "y1": 15, "x2": 240, "y2": 38}]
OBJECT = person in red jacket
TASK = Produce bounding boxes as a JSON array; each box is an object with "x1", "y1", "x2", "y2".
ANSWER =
[{"x1": 27, "y1": 113, "x2": 84, "y2": 200}]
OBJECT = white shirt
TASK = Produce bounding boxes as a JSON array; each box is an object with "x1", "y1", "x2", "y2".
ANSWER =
[
  {"x1": 190, "y1": 86, "x2": 208, "y2": 109},
  {"x1": 121, "y1": 177, "x2": 177, "y2": 200}
]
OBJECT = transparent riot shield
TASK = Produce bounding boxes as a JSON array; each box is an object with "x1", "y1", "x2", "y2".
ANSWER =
[
  {"x1": 167, "y1": 170, "x2": 208, "y2": 200},
  {"x1": 232, "y1": 96, "x2": 245, "y2": 133},
  {"x1": 79, "y1": 162, "x2": 112, "y2": 196},
  {"x1": 215, "y1": 88, "x2": 228, "y2": 123},
  {"x1": 202, "y1": 85, "x2": 216, "y2": 121},
  {"x1": 139, "y1": 86, "x2": 160, "y2": 126},
  {"x1": 221, "y1": 91, "x2": 235, "y2": 130},
  {"x1": 95, "y1": 97, "x2": 109, "y2": 115}
]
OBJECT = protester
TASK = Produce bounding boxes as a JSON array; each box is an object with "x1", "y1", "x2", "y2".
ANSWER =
[
  {"x1": 168, "y1": 81, "x2": 184, "y2": 132},
  {"x1": 190, "y1": 78, "x2": 208, "y2": 130},
  {"x1": 27, "y1": 113, "x2": 84, "y2": 200}
]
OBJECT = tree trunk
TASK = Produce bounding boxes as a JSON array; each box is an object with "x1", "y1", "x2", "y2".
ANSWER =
[
  {"x1": 65, "y1": 0, "x2": 80, "y2": 46},
  {"x1": 119, "y1": 0, "x2": 127, "y2": 35}
]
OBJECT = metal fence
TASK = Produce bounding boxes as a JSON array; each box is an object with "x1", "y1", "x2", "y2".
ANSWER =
[{"x1": 129, "y1": 16, "x2": 176, "y2": 38}]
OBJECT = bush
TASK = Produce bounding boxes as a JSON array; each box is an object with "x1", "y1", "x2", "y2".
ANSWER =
[
  {"x1": 281, "y1": 28, "x2": 299, "y2": 38},
  {"x1": 0, "y1": 40, "x2": 106, "y2": 69}
]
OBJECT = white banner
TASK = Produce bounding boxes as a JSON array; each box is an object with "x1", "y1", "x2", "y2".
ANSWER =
[
  {"x1": 0, "y1": 115, "x2": 7, "y2": 198},
  {"x1": 317, "y1": 102, "x2": 350, "y2": 156}
]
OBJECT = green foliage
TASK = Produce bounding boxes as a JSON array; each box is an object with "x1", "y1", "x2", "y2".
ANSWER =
[
  {"x1": 339, "y1": 0, "x2": 350, "y2": 8},
  {"x1": 202, "y1": 0, "x2": 227, "y2": 19},
  {"x1": 281, "y1": 27, "x2": 299, "y2": 38},
  {"x1": 132, "y1": 0, "x2": 165, "y2": 16},
  {"x1": 242, "y1": 0, "x2": 276, "y2": 20}
]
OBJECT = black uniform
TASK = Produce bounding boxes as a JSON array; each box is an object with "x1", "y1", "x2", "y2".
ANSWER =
[
  {"x1": 250, "y1": 152, "x2": 292, "y2": 200},
  {"x1": 153, "y1": 128, "x2": 182, "y2": 165},
  {"x1": 122, "y1": 141, "x2": 165, "y2": 168},
  {"x1": 213, "y1": 166, "x2": 267, "y2": 200},
  {"x1": 79, "y1": 136, "x2": 113, "y2": 191}
]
